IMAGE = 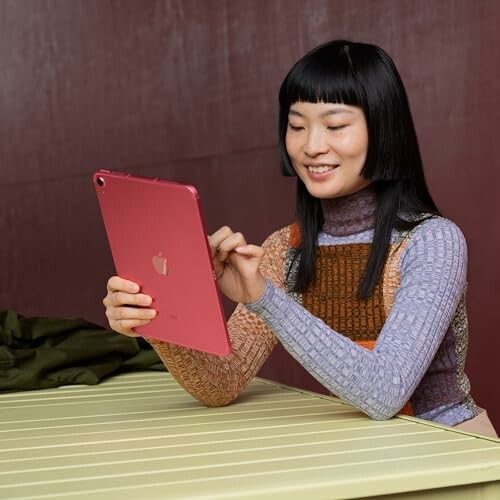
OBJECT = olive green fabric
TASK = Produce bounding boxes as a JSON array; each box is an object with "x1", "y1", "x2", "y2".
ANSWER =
[{"x1": 0, "y1": 310, "x2": 163, "y2": 391}]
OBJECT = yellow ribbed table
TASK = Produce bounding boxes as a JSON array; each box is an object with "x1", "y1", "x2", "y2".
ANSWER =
[{"x1": 0, "y1": 372, "x2": 499, "y2": 499}]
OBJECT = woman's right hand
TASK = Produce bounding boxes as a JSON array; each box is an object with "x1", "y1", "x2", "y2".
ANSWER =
[{"x1": 103, "y1": 276, "x2": 157, "y2": 337}]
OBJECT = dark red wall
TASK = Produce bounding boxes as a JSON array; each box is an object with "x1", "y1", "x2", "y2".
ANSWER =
[{"x1": 1, "y1": 0, "x2": 498, "y2": 428}]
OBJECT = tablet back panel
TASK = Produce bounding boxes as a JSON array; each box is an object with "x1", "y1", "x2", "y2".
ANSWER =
[{"x1": 94, "y1": 170, "x2": 231, "y2": 355}]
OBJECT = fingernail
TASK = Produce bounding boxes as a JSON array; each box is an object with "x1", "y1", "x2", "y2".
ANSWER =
[
  {"x1": 147, "y1": 310, "x2": 157, "y2": 318},
  {"x1": 130, "y1": 283, "x2": 140, "y2": 292}
]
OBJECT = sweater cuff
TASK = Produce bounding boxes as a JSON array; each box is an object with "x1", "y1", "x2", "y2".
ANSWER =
[{"x1": 244, "y1": 279, "x2": 280, "y2": 314}]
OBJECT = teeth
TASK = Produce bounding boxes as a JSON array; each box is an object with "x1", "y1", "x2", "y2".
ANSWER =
[{"x1": 307, "y1": 165, "x2": 337, "y2": 174}]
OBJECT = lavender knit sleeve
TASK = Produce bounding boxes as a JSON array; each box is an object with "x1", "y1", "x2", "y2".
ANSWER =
[{"x1": 245, "y1": 218, "x2": 467, "y2": 420}]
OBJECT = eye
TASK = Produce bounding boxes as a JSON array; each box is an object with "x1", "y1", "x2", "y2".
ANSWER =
[
  {"x1": 327, "y1": 125, "x2": 346, "y2": 131},
  {"x1": 288, "y1": 124, "x2": 304, "y2": 131}
]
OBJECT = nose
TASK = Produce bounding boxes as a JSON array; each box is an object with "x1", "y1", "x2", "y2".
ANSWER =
[{"x1": 303, "y1": 128, "x2": 329, "y2": 157}]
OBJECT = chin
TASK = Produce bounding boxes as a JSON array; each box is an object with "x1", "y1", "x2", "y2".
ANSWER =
[{"x1": 304, "y1": 183, "x2": 345, "y2": 199}]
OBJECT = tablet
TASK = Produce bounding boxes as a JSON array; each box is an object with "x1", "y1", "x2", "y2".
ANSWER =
[{"x1": 93, "y1": 170, "x2": 231, "y2": 356}]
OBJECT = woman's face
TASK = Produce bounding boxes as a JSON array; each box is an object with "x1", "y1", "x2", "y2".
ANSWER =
[{"x1": 285, "y1": 101, "x2": 371, "y2": 199}]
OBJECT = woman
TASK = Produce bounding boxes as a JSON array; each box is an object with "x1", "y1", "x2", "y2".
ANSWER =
[{"x1": 103, "y1": 40, "x2": 497, "y2": 437}]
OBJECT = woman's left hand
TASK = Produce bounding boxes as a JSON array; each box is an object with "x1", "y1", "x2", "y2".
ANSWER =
[{"x1": 208, "y1": 226, "x2": 267, "y2": 304}]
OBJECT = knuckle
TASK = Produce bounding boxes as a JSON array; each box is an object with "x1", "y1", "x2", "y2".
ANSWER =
[
  {"x1": 120, "y1": 306, "x2": 131, "y2": 319},
  {"x1": 106, "y1": 293, "x2": 117, "y2": 307},
  {"x1": 107, "y1": 276, "x2": 117, "y2": 290},
  {"x1": 115, "y1": 308, "x2": 126, "y2": 320},
  {"x1": 114, "y1": 292, "x2": 126, "y2": 305},
  {"x1": 119, "y1": 308, "x2": 130, "y2": 320},
  {"x1": 108, "y1": 308, "x2": 119, "y2": 320}
]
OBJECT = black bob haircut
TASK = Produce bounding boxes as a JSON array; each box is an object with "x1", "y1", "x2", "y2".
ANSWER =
[{"x1": 278, "y1": 40, "x2": 440, "y2": 298}]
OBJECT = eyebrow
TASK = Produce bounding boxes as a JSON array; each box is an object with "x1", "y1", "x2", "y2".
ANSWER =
[{"x1": 289, "y1": 108, "x2": 354, "y2": 117}]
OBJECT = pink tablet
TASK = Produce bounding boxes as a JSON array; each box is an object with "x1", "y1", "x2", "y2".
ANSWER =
[{"x1": 93, "y1": 170, "x2": 231, "y2": 356}]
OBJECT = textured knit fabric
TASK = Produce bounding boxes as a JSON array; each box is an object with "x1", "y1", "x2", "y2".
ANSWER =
[
  {"x1": 302, "y1": 244, "x2": 386, "y2": 341},
  {"x1": 147, "y1": 233, "x2": 284, "y2": 407},
  {"x1": 247, "y1": 218, "x2": 478, "y2": 424},
  {"x1": 148, "y1": 189, "x2": 480, "y2": 426},
  {"x1": 321, "y1": 186, "x2": 376, "y2": 236}
]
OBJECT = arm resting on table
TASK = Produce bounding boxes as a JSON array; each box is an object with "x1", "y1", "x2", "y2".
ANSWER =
[{"x1": 146, "y1": 227, "x2": 289, "y2": 406}]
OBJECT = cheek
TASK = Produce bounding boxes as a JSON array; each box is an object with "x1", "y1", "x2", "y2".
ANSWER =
[
  {"x1": 285, "y1": 132, "x2": 300, "y2": 159},
  {"x1": 341, "y1": 129, "x2": 368, "y2": 159}
]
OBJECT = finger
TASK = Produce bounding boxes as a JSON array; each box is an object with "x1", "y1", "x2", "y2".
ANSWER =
[
  {"x1": 217, "y1": 232, "x2": 247, "y2": 261},
  {"x1": 234, "y1": 244, "x2": 265, "y2": 258},
  {"x1": 208, "y1": 226, "x2": 234, "y2": 257},
  {"x1": 107, "y1": 291, "x2": 153, "y2": 308},
  {"x1": 106, "y1": 306, "x2": 157, "y2": 321},
  {"x1": 110, "y1": 318, "x2": 151, "y2": 336},
  {"x1": 107, "y1": 276, "x2": 140, "y2": 294}
]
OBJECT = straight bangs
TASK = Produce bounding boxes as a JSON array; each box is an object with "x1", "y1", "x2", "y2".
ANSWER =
[{"x1": 281, "y1": 57, "x2": 364, "y2": 108}]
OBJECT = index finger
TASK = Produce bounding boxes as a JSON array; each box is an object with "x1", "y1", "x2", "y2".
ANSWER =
[
  {"x1": 107, "y1": 276, "x2": 140, "y2": 294},
  {"x1": 208, "y1": 226, "x2": 234, "y2": 257}
]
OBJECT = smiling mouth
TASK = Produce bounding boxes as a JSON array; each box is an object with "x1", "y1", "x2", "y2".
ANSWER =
[{"x1": 306, "y1": 165, "x2": 339, "y2": 174}]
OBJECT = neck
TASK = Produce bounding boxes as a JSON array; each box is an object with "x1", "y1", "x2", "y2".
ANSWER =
[{"x1": 320, "y1": 185, "x2": 377, "y2": 237}]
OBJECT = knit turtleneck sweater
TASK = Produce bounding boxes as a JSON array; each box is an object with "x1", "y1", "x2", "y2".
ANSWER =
[
  {"x1": 148, "y1": 186, "x2": 481, "y2": 428},
  {"x1": 245, "y1": 187, "x2": 479, "y2": 425},
  {"x1": 321, "y1": 185, "x2": 376, "y2": 236}
]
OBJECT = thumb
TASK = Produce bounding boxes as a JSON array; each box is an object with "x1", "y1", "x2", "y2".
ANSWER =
[{"x1": 234, "y1": 244, "x2": 265, "y2": 259}]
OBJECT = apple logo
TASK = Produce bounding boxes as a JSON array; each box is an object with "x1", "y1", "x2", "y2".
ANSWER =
[{"x1": 152, "y1": 252, "x2": 169, "y2": 276}]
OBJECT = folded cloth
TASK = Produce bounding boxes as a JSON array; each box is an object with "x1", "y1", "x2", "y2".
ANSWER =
[{"x1": 0, "y1": 310, "x2": 164, "y2": 391}]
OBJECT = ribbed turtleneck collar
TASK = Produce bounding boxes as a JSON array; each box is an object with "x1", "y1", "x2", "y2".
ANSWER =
[{"x1": 320, "y1": 185, "x2": 377, "y2": 237}]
